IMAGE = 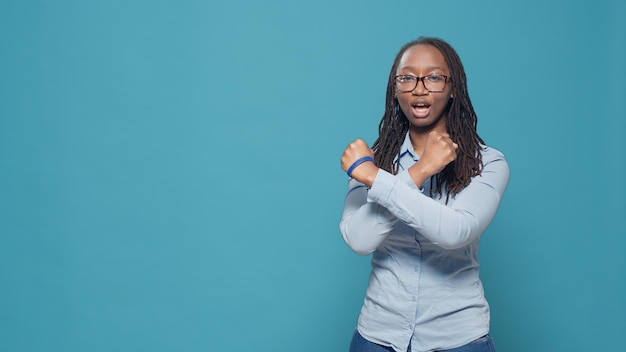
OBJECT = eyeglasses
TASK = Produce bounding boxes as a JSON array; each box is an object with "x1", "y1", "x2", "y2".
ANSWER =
[{"x1": 395, "y1": 74, "x2": 450, "y2": 93}]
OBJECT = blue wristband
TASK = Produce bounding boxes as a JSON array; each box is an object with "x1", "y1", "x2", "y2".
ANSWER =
[{"x1": 346, "y1": 156, "x2": 375, "y2": 178}]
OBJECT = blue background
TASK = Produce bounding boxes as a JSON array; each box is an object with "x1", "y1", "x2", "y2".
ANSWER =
[{"x1": 1, "y1": 1, "x2": 625, "y2": 351}]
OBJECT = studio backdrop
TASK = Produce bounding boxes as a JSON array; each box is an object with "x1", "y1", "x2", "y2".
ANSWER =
[{"x1": 1, "y1": 1, "x2": 624, "y2": 351}]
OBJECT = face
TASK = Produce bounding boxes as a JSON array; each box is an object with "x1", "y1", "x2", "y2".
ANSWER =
[{"x1": 395, "y1": 44, "x2": 453, "y2": 131}]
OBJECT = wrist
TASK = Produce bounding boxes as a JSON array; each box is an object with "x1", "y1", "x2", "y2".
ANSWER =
[
  {"x1": 346, "y1": 156, "x2": 375, "y2": 178},
  {"x1": 408, "y1": 161, "x2": 432, "y2": 188},
  {"x1": 359, "y1": 163, "x2": 379, "y2": 188},
  {"x1": 346, "y1": 157, "x2": 378, "y2": 187}
]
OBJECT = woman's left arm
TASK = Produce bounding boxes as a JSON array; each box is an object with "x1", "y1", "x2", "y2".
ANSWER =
[{"x1": 368, "y1": 150, "x2": 510, "y2": 249}]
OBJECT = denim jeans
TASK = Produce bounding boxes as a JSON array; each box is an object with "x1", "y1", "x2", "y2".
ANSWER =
[{"x1": 349, "y1": 330, "x2": 496, "y2": 352}]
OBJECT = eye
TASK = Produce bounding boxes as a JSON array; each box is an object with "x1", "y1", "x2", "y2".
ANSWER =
[
  {"x1": 425, "y1": 74, "x2": 445, "y2": 83},
  {"x1": 397, "y1": 75, "x2": 416, "y2": 83}
]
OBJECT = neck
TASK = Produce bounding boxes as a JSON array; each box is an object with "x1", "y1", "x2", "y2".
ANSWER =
[{"x1": 409, "y1": 118, "x2": 447, "y2": 157}]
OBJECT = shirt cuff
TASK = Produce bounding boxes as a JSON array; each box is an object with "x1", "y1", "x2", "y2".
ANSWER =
[
  {"x1": 397, "y1": 169, "x2": 424, "y2": 192},
  {"x1": 367, "y1": 168, "x2": 423, "y2": 201}
]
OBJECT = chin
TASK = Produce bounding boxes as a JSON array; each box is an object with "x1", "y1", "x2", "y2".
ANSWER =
[
  {"x1": 410, "y1": 116, "x2": 434, "y2": 125},
  {"x1": 409, "y1": 115, "x2": 443, "y2": 130}
]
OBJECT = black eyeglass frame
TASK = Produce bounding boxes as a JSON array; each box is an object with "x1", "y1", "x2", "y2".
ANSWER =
[{"x1": 394, "y1": 74, "x2": 451, "y2": 93}]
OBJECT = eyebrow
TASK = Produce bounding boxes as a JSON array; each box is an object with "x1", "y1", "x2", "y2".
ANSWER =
[{"x1": 399, "y1": 65, "x2": 447, "y2": 71}]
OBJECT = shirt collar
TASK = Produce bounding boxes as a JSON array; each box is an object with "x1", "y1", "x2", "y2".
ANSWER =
[{"x1": 399, "y1": 131, "x2": 418, "y2": 162}]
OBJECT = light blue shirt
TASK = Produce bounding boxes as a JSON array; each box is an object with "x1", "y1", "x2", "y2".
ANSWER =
[{"x1": 340, "y1": 132, "x2": 510, "y2": 352}]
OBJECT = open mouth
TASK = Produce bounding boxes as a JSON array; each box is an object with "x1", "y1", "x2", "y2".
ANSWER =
[
  {"x1": 412, "y1": 102, "x2": 430, "y2": 109},
  {"x1": 411, "y1": 102, "x2": 431, "y2": 117}
]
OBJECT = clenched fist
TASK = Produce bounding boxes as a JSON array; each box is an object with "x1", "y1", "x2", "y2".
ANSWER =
[
  {"x1": 408, "y1": 131, "x2": 458, "y2": 187},
  {"x1": 341, "y1": 139, "x2": 379, "y2": 187}
]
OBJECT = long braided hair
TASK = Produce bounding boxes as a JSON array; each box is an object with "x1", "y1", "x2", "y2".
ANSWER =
[{"x1": 372, "y1": 37, "x2": 484, "y2": 202}]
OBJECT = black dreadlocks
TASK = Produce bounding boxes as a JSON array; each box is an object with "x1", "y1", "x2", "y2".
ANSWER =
[{"x1": 371, "y1": 37, "x2": 484, "y2": 202}]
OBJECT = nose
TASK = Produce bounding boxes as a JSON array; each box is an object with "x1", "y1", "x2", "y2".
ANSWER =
[{"x1": 411, "y1": 77, "x2": 428, "y2": 95}]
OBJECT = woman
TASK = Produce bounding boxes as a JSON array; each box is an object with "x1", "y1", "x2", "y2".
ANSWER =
[{"x1": 340, "y1": 37, "x2": 509, "y2": 352}]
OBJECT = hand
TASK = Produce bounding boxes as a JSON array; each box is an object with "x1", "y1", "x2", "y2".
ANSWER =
[
  {"x1": 408, "y1": 131, "x2": 458, "y2": 187},
  {"x1": 341, "y1": 139, "x2": 378, "y2": 186}
]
